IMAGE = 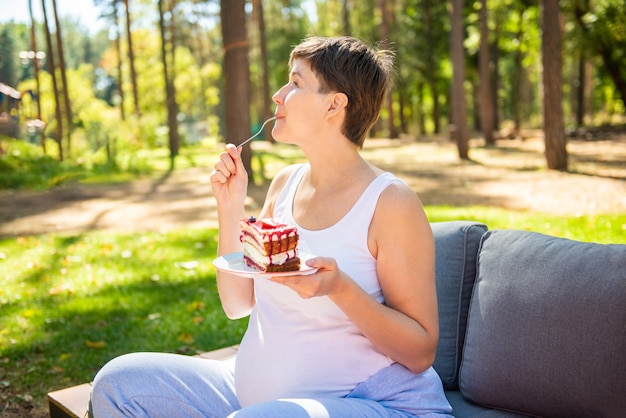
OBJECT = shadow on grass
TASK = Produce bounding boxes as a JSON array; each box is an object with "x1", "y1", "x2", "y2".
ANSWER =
[
  {"x1": 0, "y1": 168, "x2": 217, "y2": 238},
  {"x1": 2, "y1": 273, "x2": 247, "y2": 400},
  {"x1": 0, "y1": 229, "x2": 247, "y2": 407},
  {"x1": 1, "y1": 137, "x2": 625, "y2": 238}
]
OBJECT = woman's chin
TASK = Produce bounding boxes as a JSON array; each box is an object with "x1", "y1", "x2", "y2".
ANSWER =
[
  {"x1": 274, "y1": 137, "x2": 296, "y2": 146},
  {"x1": 270, "y1": 129, "x2": 289, "y2": 144},
  {"x1": 271, "y1": 127, "x2": 301, "y2": 146}
]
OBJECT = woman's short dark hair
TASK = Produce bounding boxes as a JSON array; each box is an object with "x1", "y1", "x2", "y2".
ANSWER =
[{"x1": 289, "y1": 36, "x2": 395, "y2": 147}]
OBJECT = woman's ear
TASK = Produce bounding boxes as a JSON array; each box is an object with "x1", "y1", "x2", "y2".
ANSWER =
[{"x1": 326, "y1": 92, "x2": 348, "y2": 118}]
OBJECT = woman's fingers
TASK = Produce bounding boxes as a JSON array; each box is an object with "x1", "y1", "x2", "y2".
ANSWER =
[
  {"x1": 210, "y1": 144, "x2": 243, "y2": 183},
  {"x1": 304, "y1": 256, "x2": 335, "y2": 270}
]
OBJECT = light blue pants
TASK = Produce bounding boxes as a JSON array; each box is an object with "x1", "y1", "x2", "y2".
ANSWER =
[{"x1": 89, "y1": 352, "x2": 453, "y2": 418}]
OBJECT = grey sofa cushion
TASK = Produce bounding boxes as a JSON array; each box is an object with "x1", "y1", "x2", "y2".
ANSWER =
[
  {"x1": 445, "y1": 390, "x2": 530, "y2": 417},
  {"x1": 431, "y1": 221, "x2": 488, "y2": 389},
  {"x1": 460, "y1": 230, "x2": 626, "y2": 417}
]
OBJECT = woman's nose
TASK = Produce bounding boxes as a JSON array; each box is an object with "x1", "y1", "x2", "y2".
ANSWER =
[{"x1": 272, "y1": 85, "x2": 287, "y2": 104}]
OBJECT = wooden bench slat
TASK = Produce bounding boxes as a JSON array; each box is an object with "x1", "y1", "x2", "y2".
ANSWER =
[
  {"x1": 47, "y1": 346, "x2": 239, "y2": 418},
  {"x1": 48, "y1": 383, "x2": 92, "y2": 418},
  {"x1": 195, "y1": 344, "x2": 238, "y2": 361}
]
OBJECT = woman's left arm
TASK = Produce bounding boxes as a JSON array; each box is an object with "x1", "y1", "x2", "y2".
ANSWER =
[{"x1": 345, "y1": 182, "x2": 439, "y2": 373}]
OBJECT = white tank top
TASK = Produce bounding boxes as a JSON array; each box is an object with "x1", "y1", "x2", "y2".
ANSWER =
[{"x1": 235, "y1": 164, "x2": 402, "y2": 406}]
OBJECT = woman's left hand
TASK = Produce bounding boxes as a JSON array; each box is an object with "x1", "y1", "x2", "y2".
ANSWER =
[{"x1": 270, "y1": 256, "x2": 347, "y2": 299}]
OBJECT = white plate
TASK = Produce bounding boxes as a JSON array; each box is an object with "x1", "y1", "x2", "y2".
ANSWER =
[{"x1": 212, "y1": 252, "x2": 318, "y2": 279}]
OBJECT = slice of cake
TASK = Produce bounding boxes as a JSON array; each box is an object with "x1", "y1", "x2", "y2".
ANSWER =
[{"x1": 240, "y1": 216, "x2": 300, "y2": 272}]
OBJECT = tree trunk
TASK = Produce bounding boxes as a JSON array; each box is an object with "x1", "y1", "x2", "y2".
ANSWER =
[
  {"x1": 28, "y1": 0, "x2": 45, "y2": 153},
  {"x1": 51, "y1": 0, "x2": 72, "y2": 156},
  {"x1": 342, "y1": 0, "x2": 351, "y2": 35},
  {"x1": 512, "y1": 7, "x2": 524, "y2": 137},
  {"x1": 541, "y1": 0, "x2": 567, "y2": 171},
  {"x1": 220, "y1": 0, "x2": 252, "y2": 176},
  {"x1": 114, "y1": 0, "x2": 125, "y2": 121},
  {"x1": 158, "y1": 0, "x2": 180, "y2": 168},
  {"x1": 576, "y1": 46, "x2": 585, "y2": 127},
  {"x1": 471, "y1": 81, "x2": 480, "y2": 132},
  {"x1": 123, "y1": 0, "x2": 140, "y2": 116},
  {"x1": 583, "y1": 59, "x2": 593, "y2": 124},
  {"x1": 417, "y1": 82, "x2": 426, "y2": 136},
  {"x1": 252, "y1": 0, "x2": 273, "y2": 143},
  {"x1": 450, "y1": 0, "x2": 469, "y2": 159},
  {"x1": 379, "y1": 0, "x2": 397, "y2": 138},
  {"x1": 397, "y1": 77, "x2": 407, "y2": 134},
  {"x1": 491, "y1": 11, "x2": 500, "y2": 131},
  {"x1": 41, "y1": 0, "x2": 63, "y2": 161},
  {"x1": 424, "y1": 1, "x2": 441, "y2": 135},
  {"x1": 479, "y1": 0, "x2": 494, "y2": 145}
]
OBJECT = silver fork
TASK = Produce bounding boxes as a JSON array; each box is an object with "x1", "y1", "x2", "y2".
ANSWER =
[{"x1": 237, "y1": 116, "x2": 277, "y2": 148}]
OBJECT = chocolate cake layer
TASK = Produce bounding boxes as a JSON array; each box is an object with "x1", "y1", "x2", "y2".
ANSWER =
[{"x1": 244, "y1": 256, "x2": 301, "y2": 273}]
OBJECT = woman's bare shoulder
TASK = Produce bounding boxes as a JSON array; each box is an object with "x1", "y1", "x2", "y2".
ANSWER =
[
  {"x1": 373, "y1": 179, "x2": 431, "y2": 240},
  {"x1": 380, "y1": 179, "x2": 424, "y2": 211},
  {"x1": 259, "y1": 164, "x2": 304, "y2": 218}
]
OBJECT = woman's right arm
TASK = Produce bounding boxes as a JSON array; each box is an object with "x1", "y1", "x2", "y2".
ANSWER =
[
  {"x1": 210, "y1": 145, "x2": 296, "y2": 319},
  {"x1": 211, "y1": 144, "x2": 255, "y2": 319}
]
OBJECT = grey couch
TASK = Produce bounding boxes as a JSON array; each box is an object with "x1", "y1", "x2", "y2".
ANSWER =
[{"x1": 431, "y1": 221, "x2": 625, "y2": 418}]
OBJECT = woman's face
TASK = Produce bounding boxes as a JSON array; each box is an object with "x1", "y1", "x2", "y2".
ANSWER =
[{"x1": 271, "y1": 59, "x2": 331, "y2": 144}]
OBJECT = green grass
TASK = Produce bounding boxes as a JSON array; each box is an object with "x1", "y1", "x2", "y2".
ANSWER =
[
  {"x1": 1, "y1": 208, "x2": 624, "y2": 410},
  {"x1": 0, "y1": 228, "x2": 248, "y2": 409},
  {"x1": 0, "y1": 136, "x2": 227, "y2": 190},
  {"x1": 426, "y1": 206, "x2": 626, "y2": 244}
]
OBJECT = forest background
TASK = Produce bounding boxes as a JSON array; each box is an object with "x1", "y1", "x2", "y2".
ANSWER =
[
  {"x1": 0, "y1": 0, "x2": 624, "y2": 187},
  {"x1": 0, "y1": 1, "x2": 625, "y2": 417}
]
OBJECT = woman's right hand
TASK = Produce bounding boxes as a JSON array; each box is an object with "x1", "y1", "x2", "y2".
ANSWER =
[{"x1": 210, "y1": 144, "x2": 248, "y2": 209}]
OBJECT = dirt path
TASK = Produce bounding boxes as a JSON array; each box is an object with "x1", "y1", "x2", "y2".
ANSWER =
[{"x1": 1, "y1": 135, "x2": 625, "y2": 238}]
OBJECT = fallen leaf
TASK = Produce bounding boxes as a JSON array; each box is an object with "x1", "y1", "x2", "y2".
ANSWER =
[
  {"x1": 85, "y1": 340, "x2": 107, "y2": 349},
  {"x1": 177, "y1": 333, "x2": 195, "y2": 345},
  {"x1": 49, "y1": 284, "x2": 73, "y2": 295},
  {"x1": 187, "y1": 301, "x2": 205, "y2": 311},
  {"x1": 179, "y1": 261, "x2": 198, "y2": 269},
  {"x1": 148, "y1": 313, "x2": 161, "y2": 320},
  {"x1": 22, "y1": 309, "x2": 37, "y2": 318},
  {"x1": 17, "y1": 393, "x2": 33, "y2": 403}
]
